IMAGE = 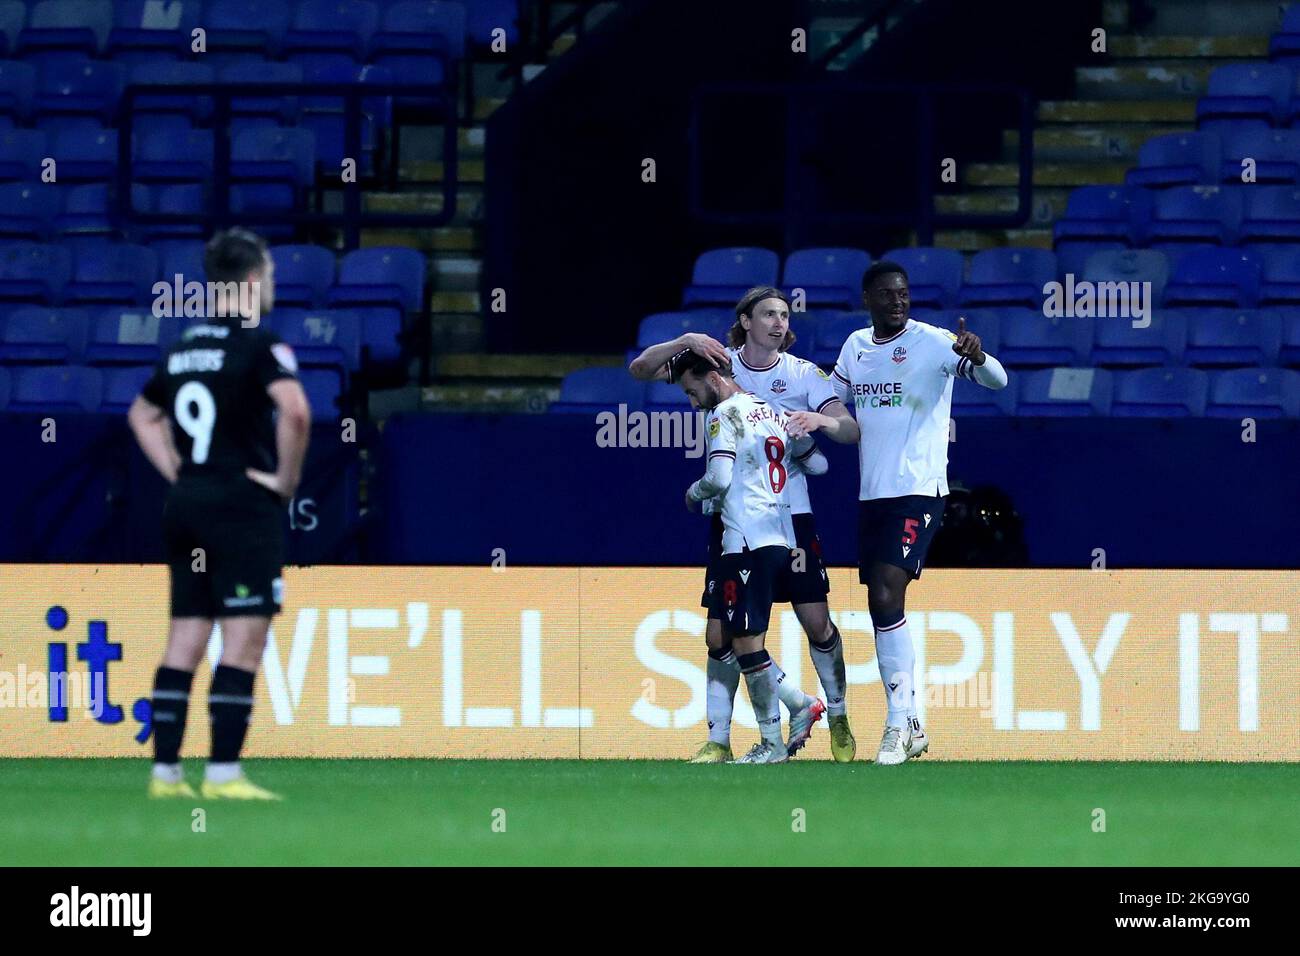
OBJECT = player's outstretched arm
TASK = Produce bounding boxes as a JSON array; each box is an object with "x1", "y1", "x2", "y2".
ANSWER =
[
  {"x1": 788, "y1": 435, "x2": 828, "y2": 476},
  {"x1": 127, "y1": 395, "x2": 181, "y2": 484},
  {"x1": 246, "y1": 379, "x2": 312, "y2": 503},
  {"x1": 628, "y1": 332, "x2": 729, "y2": 381}
]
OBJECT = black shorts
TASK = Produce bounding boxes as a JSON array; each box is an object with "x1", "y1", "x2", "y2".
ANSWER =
[
  {"x1": 701, "y1": 514, "x2": 830, "y2": 617},
  {"x1": 710, "y1": 545, "x2": 791, "y2": 637},
  {"x1": 163, "y1": 476, "x2": 286, "y2": 619},
  {"x1": 858, "y1": 494, "x2": 946, "y2": 581}
]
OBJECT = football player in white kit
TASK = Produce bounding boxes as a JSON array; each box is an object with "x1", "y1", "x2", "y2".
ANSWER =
[
  {"x1": 788, "y1": 260, "x2": 1008, "y2": 765},
  {"x1": 629, "y1": 288, "x2": 860, "y2": 764},
  {"x1": 668, "y1": 348, "x2": 821, "y2": 764}
]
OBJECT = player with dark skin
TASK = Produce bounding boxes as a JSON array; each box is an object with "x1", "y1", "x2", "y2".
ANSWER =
[{"x1": 837, "y1": 270, "x2": 986, "y2": 628}]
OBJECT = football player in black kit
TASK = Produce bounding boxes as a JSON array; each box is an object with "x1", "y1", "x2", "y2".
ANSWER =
[{"x1": 128, "y1": 228, "x2": 311, "y2": 800}]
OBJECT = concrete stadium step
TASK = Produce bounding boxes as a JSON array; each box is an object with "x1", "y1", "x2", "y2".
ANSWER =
[
  {"x1": 1037, "y1": 99, "x2": 1196, "y2": 124},
  {"x1": 430, "y1": 313, "x2": 485, "y2": 353},
  {"x1": 1073, "y1": 62, "x2": 1231, "y2": 100},
  {"x1": 965, "y1": 161, "x2": 1127, "y2": 188},
  {"x1": 430, "y1": 291, "x2": 480, "y2": 313},
  {"x1": 364, "y1": 189, "x2": 485, "y2": 223},
  {"x1": 430, "y1": 256, "x2": 481, "y2": 291},
  {"x1": 935, "y1": 187, "x2": 1071, "y2": 225},
  {"x1": 474, "y1": 96, "x2": 507, "y2": 121},
  {"x1": 1108, "y1": 35, "x2": 1268, "y2": 59},
  {"x1": 928, "y1": 228, "x2": 1053, "y2": 252},
  {"x1": 360, "y1": 227, "x2": 479, "y2": 254},
  {"x1": 1001, "y1": 125, "x2": 1190, "y2": 163},
  {"x1": 419, "y1": 382, "x2": 557, "y2": 414},
  {"x1": 435, "y1": 353, "x2": 620, "y2": 379}
]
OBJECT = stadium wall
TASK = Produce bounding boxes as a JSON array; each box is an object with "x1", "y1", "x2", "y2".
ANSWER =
[{"x1": 1, "y1": 565, "x2": 1295, "y2": 760}]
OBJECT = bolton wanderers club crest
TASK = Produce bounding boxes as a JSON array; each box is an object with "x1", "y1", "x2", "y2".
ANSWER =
[{"x1": 892, "y1": 346, "x2": 907, "y2": 364}]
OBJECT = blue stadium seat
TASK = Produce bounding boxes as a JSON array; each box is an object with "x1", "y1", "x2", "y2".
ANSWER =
[
  {"x1": 1111, "y1": 368, "x2": 1210, "y2": 417},
  {"x1": 329, "y1": 247, "x2": 424, "y2": 313},
  {"x1": 1269, "y1": 4, "x2": 1300, "y2": 64},
  {"x1": 157, "y1": 239, "x2": 204, "y2": 286},
  {"x1": 1283, "y1": 309, "x2": 1300, "y2": 366},
  {"x1": 0, "y1": 182, "x2": 56, "y2": 239},
  {"x1": 996, "y1": 309, "x2": 1091, "y2": 367},
  {"x1": 7, "y1": 364, "x2": 101, "y2": 411},
  {"x1": 1184, "y1": 308, "x2": 1283, "y2": 367},
  {"x1": 1015, "y1": 367, "x2": 1113, "y2": 416},
  {"x1": 1090, "y1": 308, "x2": 1186, "y2": 367},
  {"x1": 0, "y1": 128, "x2": 45, "y2": 180},
  {"x1": 99, "y1": 363, "x2": 153, "y2": 413},
  {"x1": 203, "y1": 0, "x2": 293, "y2": 60},
  {"x1": 274, "y1": 308, "x2": 361, "y2": 372},
  {"x1": 950, "y1": 373, "x2": 1016, "y2": 416},
  {"x1": 681, "y1": 247, "x2": 780, "y2": 308},
  {"x1": 0, "y1": 362, "x2": 8, "y2": 406},
  {"x1": 468, "y1": 0, "x2": 519, "y2": 47},
  {"x1": 549, "y1": 366, "x2": 645, "y2": 414},
  {"x1": 284, "y1": 0, "x2": 380, "y2": 64},
  {"x1": 85, "y1": 307, "x2": 177, "y2": 365},
  {"x1": 219, "y1": 61, "x2": 303, "y2": 126},
  {"x1": 812, "y1": 311, "x2": 868, "y2": 366},
  {"x1": 299, "y1": 366, "x2": 343, "y2": 419},
  {"x1": 1256, "y1": 246, "x2": 1300, "y2": 304},
  {"x1": 1220, "y1": 128, "x2": 1300, "y2": 183},
  {"x1": 107, "y1": 0, "x2": 201, "y2": 62},
  {"x1": 1240, "y1": 185, "x2": 1300, "y2": 246},
  {"x1": 50, "y1": 127, "x2": 117, "y2": 180},
  {"x1": 1162, "y1": 248, "x2": 1260, "y2": 307},
  {"x1": 1054, "y1": 185, "x2": 1151, "y2": 247},
  {"x1": 0, "y1": 3, "x2": 24, "y2": 58},
  {"x1": 781, "y1": 247, "x2": 871, "y2": 310},
  {"x1": 296, "y1": 61, "x2": 390, "y2": 175},
  {"x1": 129, "y1": 60, "x2": 214, "y2": 124},
  {"x1": 0, "y1": 306, "x2": 87, "y2": 363},
  {"x1": 228, "y1": 184, "x2": 296, "y2": 241},
  {"x1": 133, "y1": 127, "x2": 213, "y2": 182},
  {"x1": 67, "y1": 243, "x2": 159, "y2": 304},
  {"x1": 141, "y1": 184, "x2": 207, "y2": 241},
  {"x1": 960, "y1": 248, "x2": 1057, "y2": 308},
  {"x1": 1126, "y1": 131, "x2": 1221, "y2": 187},
  {"x1": 0, "y1": 241, "x2": 70, "y2": 303},
  {"x1": 636, "y1": 310, "x2": 706, "y2": 349},
  {"x1": 271, "y1": 245, "x2": 335, "y2": 308},
  {"x1": 18, "y1": 1, "x2": 111, "y2": 58},
  {"x1": 55, "y1": 183, "x2": 145, "y2": 239},
  {"x1": 880, "y1": 247, "x2": 963, "y2": 308},
  {"x1": 1082, "y1": 248, "x2": 1171, "y2": 304},
  {"x1": 231, "y1": 127, "x2": 315, "y2": 187},
  {"x1": 0, "y1": 58, "x2": 35, "y2": 123},
  {"x1": 644, "y1": 378, "x2": 692, "y2": 413},
  {"x1": 1146, "y1": 185, "x2": 1243, "y2": 247},
  {"x1": 1207, "y1": 367, "x2": 1300, "y2": 417},
  {"x1": 1196, "y1": 63, "x2": 1292, "y2": 130},
  {"x1": 36, "y1": 58, "x2": 123, "y2": 123},
  {"x1": 372, "y1": 1, "x2": 466, "y2": 90}
]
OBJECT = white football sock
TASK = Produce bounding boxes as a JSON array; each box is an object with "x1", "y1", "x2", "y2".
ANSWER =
[
  {"x1": 151, "y1": 763, "x2": 182, "y2": 783},
  {"x1": 205, "y1": 761, "x2": 242, "y2": 784},
  {"x1": 874, "y1": 616, "x2": 916, "y2": 728},
  {"x1": 809, "y1": 626, "x2": 847, "y2": 716},
  {"x1": 741, "y1": 657, "x2": 784, "y2": 748},
  {"x1": 706, "y1": 650, "x2": 740, "y2": 745},
  {"x1": 770, "y1": 659, "x2": 811, "y2": 714}
]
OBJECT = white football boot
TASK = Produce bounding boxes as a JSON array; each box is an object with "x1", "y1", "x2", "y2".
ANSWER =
[
  {"x1": 786, "y1": 698, "x2": 826, "y2": 757},
  {"x1": 905, "y1": 717, "x2": 929, "y2": 759},
  {"x1": 875, "y1": 724, "x2": 909, "y2": 765},
  {"x1": 734, "y1": 741, "x2": 790, "y2": 764}
]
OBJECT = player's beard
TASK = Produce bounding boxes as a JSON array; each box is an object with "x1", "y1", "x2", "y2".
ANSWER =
[{"x1": 702, "y1": 382, "x2": 721, "y2": 410}]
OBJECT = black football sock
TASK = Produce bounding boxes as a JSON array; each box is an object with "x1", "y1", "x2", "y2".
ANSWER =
[
  {"x1": 151, "y1": 666, "x2": 194, "y2": 765},
  {"x1": 208, "y1": 664, "x2": 257, "y2": 764}
]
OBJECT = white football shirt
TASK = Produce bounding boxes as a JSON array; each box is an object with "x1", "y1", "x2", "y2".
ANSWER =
[
  {"x1": 729, "y1": 347, "x2": 838, "y2": 514},
  {"x1": 705, "y1": 391, "x2": 799, "y2": 553},
  {"x1": 831, "y1": 318, "x2": 966, "y2": 501}
]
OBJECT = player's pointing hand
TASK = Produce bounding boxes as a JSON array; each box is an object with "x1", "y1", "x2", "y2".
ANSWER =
[
  {"x1": 785, "y1": 411, "x2": 827, "y2": 439},
  {"x1": 951, "y1": 316, "x2": 985, "y2": 364}
]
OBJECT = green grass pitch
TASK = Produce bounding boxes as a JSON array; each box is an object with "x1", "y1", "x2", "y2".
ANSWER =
[{"x1": 2, "y1": 759, "x2": 1297, "y2": 866}]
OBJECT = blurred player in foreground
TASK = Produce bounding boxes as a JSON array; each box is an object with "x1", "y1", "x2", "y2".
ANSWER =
[
  {"x1": 128, "y1": 229, "x2": 311, "y2": 799},
  {"x1": 669, "y1": 348, "x2": 823, "y2": 764},
  {"x1": 631, "y1": 289, "x2": 860, "y2": 763},
  {"x1": 793, "y1": 260, "x2": 1007, "y2": 764}
]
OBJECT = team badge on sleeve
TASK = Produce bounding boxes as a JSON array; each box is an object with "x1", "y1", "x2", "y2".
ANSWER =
[
  {"x1": 815, "y1": 367, "x2": 830, "y2": 379},
  {"x1": 270, "y1": 342, "x2": 299, "y2": 374},
  {"x1": 708, "y1": 416, "x2": 721, "y2": 439}
]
